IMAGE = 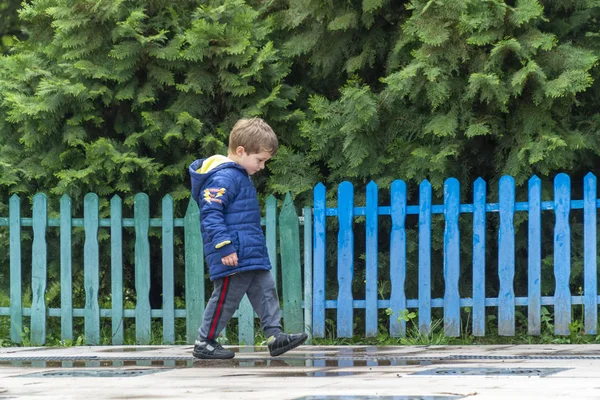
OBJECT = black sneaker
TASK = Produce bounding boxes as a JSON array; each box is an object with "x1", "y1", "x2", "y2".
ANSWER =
[
  {"x1": 193, "y1": 339, "x2": 235, "y2": 360},
  {"x1": 267, "y1": 332, "x2": 308, "y2": 357}
]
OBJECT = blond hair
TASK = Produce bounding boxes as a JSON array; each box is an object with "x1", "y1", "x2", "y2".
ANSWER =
[{"x1": 228, "y1": 118, "x2": 279, "y2": 155}]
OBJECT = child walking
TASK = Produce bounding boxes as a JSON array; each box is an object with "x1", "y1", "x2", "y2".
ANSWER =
[{"x1": 189, "y1": 118, "x2": 308, "y2": 359}]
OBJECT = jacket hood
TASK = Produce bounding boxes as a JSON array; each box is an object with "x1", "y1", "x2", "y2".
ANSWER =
[{"x1": 189, "y1": 156, "x2": 245, "y2": 204}]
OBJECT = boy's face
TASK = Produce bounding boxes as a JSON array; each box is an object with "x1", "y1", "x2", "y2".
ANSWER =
[{"x1": 235, "y1": 147, "x2": 272, "y2": 175}]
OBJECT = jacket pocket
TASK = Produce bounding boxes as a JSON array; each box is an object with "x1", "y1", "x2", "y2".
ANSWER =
[{"x1": 237, "y1": 231, "x2": 264, "y2": 261}]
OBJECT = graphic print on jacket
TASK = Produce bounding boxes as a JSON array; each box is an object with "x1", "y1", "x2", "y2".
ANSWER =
[{"x1": 189, "y1": 155, "x2": 272, "y2": 281}]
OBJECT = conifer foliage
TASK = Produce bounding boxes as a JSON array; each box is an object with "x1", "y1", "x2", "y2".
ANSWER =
[
  {"x1": 267, "y1": 0, "x2": 600, "y2": 194},
  {"x1": 0, "y1": 0, "x2": 296, "y2": 205}
]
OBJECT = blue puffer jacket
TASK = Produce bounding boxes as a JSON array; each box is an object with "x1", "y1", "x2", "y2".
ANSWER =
[{"x1": 189, "y1": 156, "x2": 271, "y2": 281}]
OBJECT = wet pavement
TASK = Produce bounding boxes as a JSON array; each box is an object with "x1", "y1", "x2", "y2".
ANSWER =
[{"x1": 2, "y1": 344, "x2": 600, "y2": 399}]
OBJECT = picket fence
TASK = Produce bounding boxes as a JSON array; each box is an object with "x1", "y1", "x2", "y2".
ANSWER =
[
  {"x1": 0, "y1": 193, "x2": 311, "y2": 346},
  {"x1": 1, "y1": 172, "x2": 597, "y2": 346},
  {"x1": 312, "y1": 173, "x2": 598, "y2": 339}
]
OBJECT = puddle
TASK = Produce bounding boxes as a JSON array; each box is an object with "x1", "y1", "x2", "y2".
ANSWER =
[
  {"x1": 222, "y1": 346, "x2": 267, "y2": 353},
  {"x1": 0, "y1": 357, "x2": 437, "y2": 369},
  {"x1": 413, "y1": 367, "x2": 569, "y2": 377},
  {"x1": 338, "y1": 347, "x2": 380, "y2": 354},
  {"x1": 294, "y1": 396, "x2": 463, "y2": 400},
  {"x1": 0, "y1": 360, "x2": 193, "y2": 368},
  {"x1": 0, "y1": 347, "x2": 58, "y2": 353},
  {"x1": 14, "y1": 368, "x2": 169, "y2": 378},
  {"x1": 224, "y1": 371, "x2": 367, "y2": 377},
  {"x1": 0, "y1": 356, "x2": 440, "y2": 373},
  {"x1": 98, "y1": 347, "x2": 163, "y2": 353}
]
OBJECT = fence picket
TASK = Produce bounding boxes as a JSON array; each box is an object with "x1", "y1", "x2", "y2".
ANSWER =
[
  {"x1": 390, "y1": 180, "x2": 407, "y2": 337},
  {"x1": 237, "y1": 296, "x2": 254, "y2": 345},
  {"x1": 584, "y1": 172, "x2": 597, "y2": 335},
  {"x1": 554, "y1": 173, "x2": 571, "y2": 335},
  {"x1": 337, "y1": 182, "x2": 354, "y2": 338},
  {"x1": 266, "y1": 195, "x2": 278, "y2": 286},
  {"x1": 418, "y1": 180, "x2": 432, "y2": 334},
  {"x1": 443, "y1": 178, "x2": 460, "y2": 337},
  {"x1": 31, "y1": 193, "x2": 48, "y2": 345},
  {"x1": 303, "y1": 206, "x2": 313, "y2": 343},
  {"x1": 162, "y1": 194, "x2": 175, "y2": 344},
  {"x1": 528, "y1": 176, "x2": 542, "y2": 335},
  {"x1": 280, "y1": 193, "x2": 303, "y2": 333},
  {"x1": 498, "y1": 176, "x2": 515, "y2": 336},
  {"x1": 134, "y1": 193, "x2": 151, "y2": 344},
  {"x1": 472, "y1": 178, "x2": 486, "y2": 336},
  {"x1": 83, "y1": 193, "x2": 100, "y2": 345},
  {"x1": 365, "y1": 181, "x2": 378, "y2": 337},
  {"x1": 110, "y1": 195, "x2": 124, "y2": 345},
  {"x1": 60, "y1": 195, "x2": 73, "y2": 342},
  {"x1": 184, "y1": 199, "x2": 204, "y2": 344},
  {"x1": 9, "y1": 194, "x2": 22, "y2": 344},
  {"x1": 312, "y1": 183, "x2": 326, "y2": 338}
]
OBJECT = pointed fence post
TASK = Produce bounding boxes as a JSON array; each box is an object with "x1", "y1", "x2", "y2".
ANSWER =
[
  {"x1": 184, "y1": 198, "x2": 204, "y2": 344},
  {"x1": 111, "y1": 195, "x2": 124, "y2": 345},
  {"x1": 31, "y1": 193, "x2": 48, "y2": 345},
  {"x1": 266, "y1": 195, "x2": 278, "y2": 286},
  {"x1": 390, "y1": 180, "x2": 407, "y2": 337},
  {"x1": 303, "y1": 206, "x2": 313, "y2": 342},
  {"x1": 443, "y1": 178, "x2": 460, "y2": 337},
  {"x1": 472, "y1": 178, "x2": 486, "y2": 337},
  {"x1": 418, "y1": 180, "x2": 432, "y2": 334},
  {"x1": 554, "y1": 173, "x2": 571, "y2": 335},
  {"x1": 337, "y1": 182, "x2": 354, "y2": 338},
  {"x1": 583, "y1": 173, "x2": 597, "y2": 335},
  {"x1": 312, "y1": 183, "x2": 326, "y2": 338},
  {"x1": 84, "y1": 193, "x2": 100, "y2": 345},
  {"x1": 162, "y1": 195, "x2": 175, "y2": 344},
  {"x1": 365, "y1": 181, "x2": 378, "y2": 337},
  {"x1": 279, "y1": 193, "x2": 303, "y2": 333},
  {"x1": 134, "y1": 193, "x2": 151, "y2": 344},
  {"x1": 60, "y1": 194, "x2": 73, "y2": 342},
  {"x1": 498, "y1": 176, "x2": 515, "y2": 336},
  {"x1": 528, "y1": 176, "x2": 542, "y2": 335},
  {"x1": 9, "y1": 194, "x2": 22, "y2": 344}
]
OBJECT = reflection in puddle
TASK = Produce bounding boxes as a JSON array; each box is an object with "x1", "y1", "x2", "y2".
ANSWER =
[
  {"x1": 98, "y1": 347, "x2": 163, "y2": 353},
  {"x1": 0, "y1": 357, "x2": 435, "y2": 369},
  {"x1": 15, "y1": 368, "x2": 169, "y2": 378},
  {"x1": 224, "y1": 347, "x2": 266, "y2": 353},
  {"x1": 224, "y1": 371, "x2": 367, "y2": 377},
  {"x1": 0, "y1": 360, "x2": 193, "y2": 368},
  {"x1": 294, "y1": 396, "x2": 463, "y2": 400}
]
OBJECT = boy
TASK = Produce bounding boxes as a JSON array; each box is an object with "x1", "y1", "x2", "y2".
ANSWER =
[{"x1": 189, "y1": 118, "x2": 308, "y2": 359}]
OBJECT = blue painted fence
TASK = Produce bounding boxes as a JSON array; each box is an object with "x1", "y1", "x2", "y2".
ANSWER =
[{"x1": 312, "y1": 173, "x2": 598, "y2": 338}]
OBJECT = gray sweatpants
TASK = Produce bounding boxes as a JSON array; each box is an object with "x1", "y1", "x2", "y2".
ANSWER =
[{"x1": 198, "y1": 270, "x2": 282, "y2": 340}]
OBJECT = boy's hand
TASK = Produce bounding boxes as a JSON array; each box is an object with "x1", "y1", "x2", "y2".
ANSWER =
[{"x1": 222, "y1": 252, "x2": 238, "y2": 267}]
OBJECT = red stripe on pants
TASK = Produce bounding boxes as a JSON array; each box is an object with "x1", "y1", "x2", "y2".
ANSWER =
[{"x1": 208, "y1": 276, "x2": 230, "y2": 340}]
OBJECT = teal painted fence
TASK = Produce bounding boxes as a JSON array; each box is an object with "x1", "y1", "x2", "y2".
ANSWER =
[
  {"x1": 313, "y1": 173, "x2": 600, "y2": 339},
  {"x1": 0, "y1": 193, "x2": 310, "y2": 346}
]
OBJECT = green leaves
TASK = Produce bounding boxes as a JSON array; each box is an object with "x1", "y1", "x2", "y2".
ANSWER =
[
  {"x1": 545, "y1": 70, "x2": 594, "y2": 98},
  {"x1": 424, "y1": 111, "x2": 458, "y2": 138},
  {"x1": 1, "y1": 0, "x2": 600, "y2": 206},
  {"x1": 0, "y1": 0, "x2": 297, "y2": 207},
  {"x1": 509, "y1": 0, "x2": 545, "y2": 27}
]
